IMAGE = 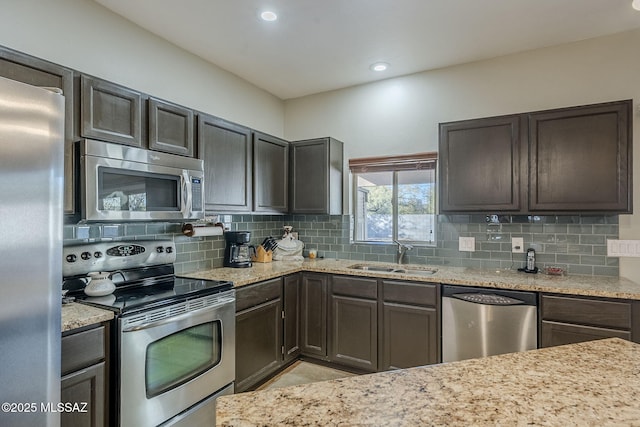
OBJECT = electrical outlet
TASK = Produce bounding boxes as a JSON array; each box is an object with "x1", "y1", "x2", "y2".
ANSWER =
[
  {"x1": 512, "y1": 237, "x2": 524, "y2": 253},
  {"x1": 459, "y1": 237, "x2": 475, "y2": 252},
  {"x1": 607, "y1": 239, "x2": 640, "y2": 257}
]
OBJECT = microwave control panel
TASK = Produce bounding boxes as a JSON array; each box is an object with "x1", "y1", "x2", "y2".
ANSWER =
[{"x1": 191, "y1": 177, "x2": 203, "y2": 211}]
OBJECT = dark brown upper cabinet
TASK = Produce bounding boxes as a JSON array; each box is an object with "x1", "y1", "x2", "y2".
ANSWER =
[
  {"x1": 439, "y1": 115, "x2": 522, "y2": 213},
  {"x1": 148, "y1": 98, "x2": 194, "y2": 157},
  {"x1": 439, "y1": 100, "x2": 632, "y2": 214},
  {"x1": 0, "y1": 47, "x2": 75, "y2": 214},
  {"x1": 290, "y1": 137, "x2": 344, "y2": 215},
  {"x1": 81, "y1": 74, "x2": 142, "y2": 147},
  {"x1": 253, "y1": 132, "x2": 289, "y2": 213},
  {"x1": 529, "y1": 100, "x2": 632, "y2": 213},
  {"x1": 198, "y1": 114, "x2": 253, "y2": 212}
]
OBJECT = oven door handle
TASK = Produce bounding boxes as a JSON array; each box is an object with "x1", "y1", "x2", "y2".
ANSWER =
[{"x1": 121, "y1": 296, "x2": 235, "y2": 333}]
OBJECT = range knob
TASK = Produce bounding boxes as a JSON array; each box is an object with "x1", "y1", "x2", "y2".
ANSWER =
[
  {"x1": 93, "y1": 251, "x2": 103, "y2": 259},
  {"x1": 156, "y1": 246, "x2": 164, "y2": 253},
  {"x1": 66, "y1": 254, "x2": 77, "y2": 263},
  {"x1": 81, "y1": 252, "x2": 92, "y2": 260},
  {"x1": 166, "y1": 247, "x2": 173, "y2": 254}
]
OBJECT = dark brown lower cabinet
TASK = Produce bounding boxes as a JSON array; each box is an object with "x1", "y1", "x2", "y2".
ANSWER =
[
  {"x1": 61, "y1": 363, "x2": 105, "y2": 427},
  {"x1": 330, "y1": 295, "x2": 377, "y2": 371},
  {"x1": 380, "y1": 280, "x2": 440, "y2": 370},
  {"x1": 540, "y1": 321, "x2": 630, "y2": 347},
  {"x1": 381, "y1": 303, "x2": 438, "y2": 370},
  {"x1": 329, "y1": 275, "x2": 378, "y2": 371},
  {"x1": 300, "y1": 273, "x2": 328, "y2": 357},
  {"x1": 61, "y1": 324, "x2": 109, "y2": 427},
  {"x1": 235, "y1": 278, "x2": 283, "y2": 392},
  {"x1": 540, "y1": 293, "x2": 640, "y2": 347},
  {"x1": 283, "y1": 274, "x2": 301, "y2": 363}
]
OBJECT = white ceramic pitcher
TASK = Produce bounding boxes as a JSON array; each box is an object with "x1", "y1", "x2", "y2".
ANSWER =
[{"x1": 84, "y1": 271, "x2": 116, "y2": 296}]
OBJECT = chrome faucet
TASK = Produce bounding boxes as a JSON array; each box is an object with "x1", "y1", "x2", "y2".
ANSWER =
[{"x1": 393, "y1": 240, "x2": 414, "y2": 264}]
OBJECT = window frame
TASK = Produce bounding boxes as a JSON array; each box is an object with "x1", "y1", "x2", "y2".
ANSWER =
[{"x1": 349, "y1": 152, "x2": 437, "y2": 246}]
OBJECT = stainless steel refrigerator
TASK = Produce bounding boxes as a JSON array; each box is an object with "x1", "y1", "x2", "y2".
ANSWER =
[{"x1": 0, "y1": 76, "x2": 65, "y2": 426}]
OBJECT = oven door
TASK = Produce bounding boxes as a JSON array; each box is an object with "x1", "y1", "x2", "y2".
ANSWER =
[
  {"x1": 82, "y1": 154, "x2": 204, "y2": 222},
  {"x1": 119, "y1": 292, "x2": 235, "y2": 427}
]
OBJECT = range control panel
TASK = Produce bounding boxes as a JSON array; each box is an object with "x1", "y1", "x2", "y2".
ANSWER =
[{"x1": 63, "y1": 240, "x2": 176, "y2": 277}]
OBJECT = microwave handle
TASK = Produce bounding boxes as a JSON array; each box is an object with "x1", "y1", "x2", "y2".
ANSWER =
[{"x1": 182, "y1": 171, "x2": 192, "y2": 214}]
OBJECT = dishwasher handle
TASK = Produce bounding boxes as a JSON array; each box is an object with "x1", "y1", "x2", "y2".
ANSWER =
[{"x1": 450, "y1": 293, "x2": 524, "y2": 306}]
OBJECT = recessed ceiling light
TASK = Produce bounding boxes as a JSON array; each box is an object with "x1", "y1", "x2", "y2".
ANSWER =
[
  {"x1": 370, "y1": 62, "x2": 389, "y2": 72},
  {"x1": 633, "y1": 0, "x2": 640, "y2": 10},
  {"x1": 261, "y1": 11, "x2": 278, "y2": 21}
]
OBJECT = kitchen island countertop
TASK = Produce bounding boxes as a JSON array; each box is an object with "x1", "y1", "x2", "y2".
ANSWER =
[
  {"x1": 184, "y1": 258, "x2": 640, "y2": 300},
  {"x1": 216, "y1": 338, "x2": 640, "y2": 426}
]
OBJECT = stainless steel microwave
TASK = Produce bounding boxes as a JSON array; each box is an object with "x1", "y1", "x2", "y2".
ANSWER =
[{"x1": 79, "y1": 139, "x2": 205, "y2": 221}]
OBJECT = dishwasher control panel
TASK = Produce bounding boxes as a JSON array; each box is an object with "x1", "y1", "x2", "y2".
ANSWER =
[{"x1": 454, "y1": 293, "x2": 523, "y2": 305}]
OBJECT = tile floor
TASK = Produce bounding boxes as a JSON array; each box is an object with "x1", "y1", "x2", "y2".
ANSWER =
[{"x1": 257, "y1": 361, "x2": 355, "y2": 390}]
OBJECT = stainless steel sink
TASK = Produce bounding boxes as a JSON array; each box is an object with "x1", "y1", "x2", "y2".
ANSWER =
[
  {"x1": 395, "y1": 267, "x2": 438, "y2": 276},
  {"x1": 348, "y1": 264, "x2": 398, "y2": 272},
  {"x1": 347, "y1": 264, "x2": 437, "y2": 275}
]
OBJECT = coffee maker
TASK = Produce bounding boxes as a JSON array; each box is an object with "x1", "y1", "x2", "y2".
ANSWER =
[{"x1": 224, "y1": 231, "x2": 255, "y2": 268}]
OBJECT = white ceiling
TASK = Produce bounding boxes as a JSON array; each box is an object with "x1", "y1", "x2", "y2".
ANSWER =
[{"x1": 94, "y1": 0, "x2": 640, "y2": 100}]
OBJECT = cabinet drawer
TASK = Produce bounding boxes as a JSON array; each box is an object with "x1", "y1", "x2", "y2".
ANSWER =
[
  {"x1": 382, "y1": 280, "x2": 437, "y2": 307},
  {"x1": 61, "y1": 326, "x2": 105, "y2": 375},
  {"x1": 541, "y1": 294, "x2": 631, "y2": 330},
  {"x1": 236, "y1": 278, "x2": 282, "y2": 312},
  {"x1": 332, "y1": 276, "x2": 377, "y2": 299}
]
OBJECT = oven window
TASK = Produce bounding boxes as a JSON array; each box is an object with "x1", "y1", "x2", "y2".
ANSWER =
[
  {"x1": 145, "y1": 321, "x2": 222, "y2": 398},
  {"x1": 98, "y1": 167, "x2": 180, "y2": 212}
]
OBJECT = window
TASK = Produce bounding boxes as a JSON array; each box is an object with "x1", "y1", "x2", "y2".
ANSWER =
[{"x1": 350, "y1": 153, "x2": 436, "y2": 245}]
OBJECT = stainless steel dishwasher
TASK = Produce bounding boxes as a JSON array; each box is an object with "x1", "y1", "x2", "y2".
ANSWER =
[{"x1": 442, "y1": 285, "x2": 537, "y2": 362}]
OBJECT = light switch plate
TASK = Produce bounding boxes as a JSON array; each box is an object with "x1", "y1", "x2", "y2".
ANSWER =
[
  {"x1": 459, "y1": 236, "x2": 475, "y2": 252},
  {"x1": 512, "y1": 237, "x2": 524, "y2": 253}
]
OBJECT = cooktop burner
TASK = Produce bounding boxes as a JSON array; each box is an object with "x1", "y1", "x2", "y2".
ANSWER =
[{"x1": 74, "y1": 276, "x2": 233, "y2": 315}]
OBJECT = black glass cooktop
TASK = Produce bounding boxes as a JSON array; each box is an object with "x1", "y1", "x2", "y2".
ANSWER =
[{"x1": 73, "y1": 276, "x2": 233, "y2": 315}]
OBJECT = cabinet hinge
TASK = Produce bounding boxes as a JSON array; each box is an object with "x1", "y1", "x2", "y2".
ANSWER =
[
  {"x1": 281, "y1": 310, "x2": 285, "y2": 319},
  {"x1": 281, "y1": 346, "x2": 285, "y2": 356}
]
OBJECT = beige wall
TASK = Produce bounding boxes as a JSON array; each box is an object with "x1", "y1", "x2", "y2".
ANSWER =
[
  {"x1": 0, "y1": 0, "x2": 285, "y2": 136},
  {"x1": 284, "y1": 29, "x2": 640, "y2": 281}
]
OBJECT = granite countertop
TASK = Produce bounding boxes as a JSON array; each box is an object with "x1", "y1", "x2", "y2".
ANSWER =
[
  {"x1": 216, "y1": 338, "x2": 640, "y2": 426},
  {"x1": 184, "y1": 258, "x2": 640, "y2": 300},
  {"x1": 61, "y1": 302, "x2": 114, "y2": 332}
]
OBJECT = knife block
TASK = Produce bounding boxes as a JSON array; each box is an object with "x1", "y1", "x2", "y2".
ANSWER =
[{"x1": 252, "y1": 245, "x2": 273, "y2": 263}]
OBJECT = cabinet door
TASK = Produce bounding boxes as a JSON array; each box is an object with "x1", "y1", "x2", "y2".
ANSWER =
[
  {"x1": 198, "y1": 115, "x2": 252, "y2": 212},
  {"x1": 290, "y1": 138, "x2": 343, "y2": 215},
  {"x1": 330, "y1": 295, "x2": 377, "y2": 371},
  {"x1": 300, "y1": 273, "x2": 328, "y2": 358},
  {"x1": 439, "y1": 115, "x2": 522, "y2": 212},
  {"x1": 540, "y1": 320, "x2": 630, "y2": 348},
  {"x1": 381, "y1": 302, "x2": 438, "y2": 370},
  {"x1": 290, "y1": 139, "x2": 328, "y2": 214},
  {"x1": 529, "y1": 100, "x2": 632, "y2": 212},
  {"x1": 81, "y1": 75, "x2": 142, "y2": 147},
  {"x1": 253, "y1": 132, "x2": 289, "y2": 213},
  {"x1": 148, "y1": 98, "x2": 194, "y2": 157},
  {"x1": 0, "y1": 47, "x2": 76, "y2": 214},
  {"x1": 283, "y1": 274, "x2": 301, "y2": 363},
  {"x1": 235, "y1": 298, "x2": 283, "y2": 392},
  {"x1": 61, "y1": 361, "x2": 106, "y2": 427}
]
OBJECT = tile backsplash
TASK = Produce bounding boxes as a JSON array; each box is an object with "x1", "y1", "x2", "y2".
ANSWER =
[{"x1": 64, "y1": 214, "x2": 619, "y2": 276}]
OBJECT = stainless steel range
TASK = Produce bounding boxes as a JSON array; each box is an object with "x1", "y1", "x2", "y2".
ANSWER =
[{"x1": 63, "y1": 240, "x2": 235, "y2": 427}]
